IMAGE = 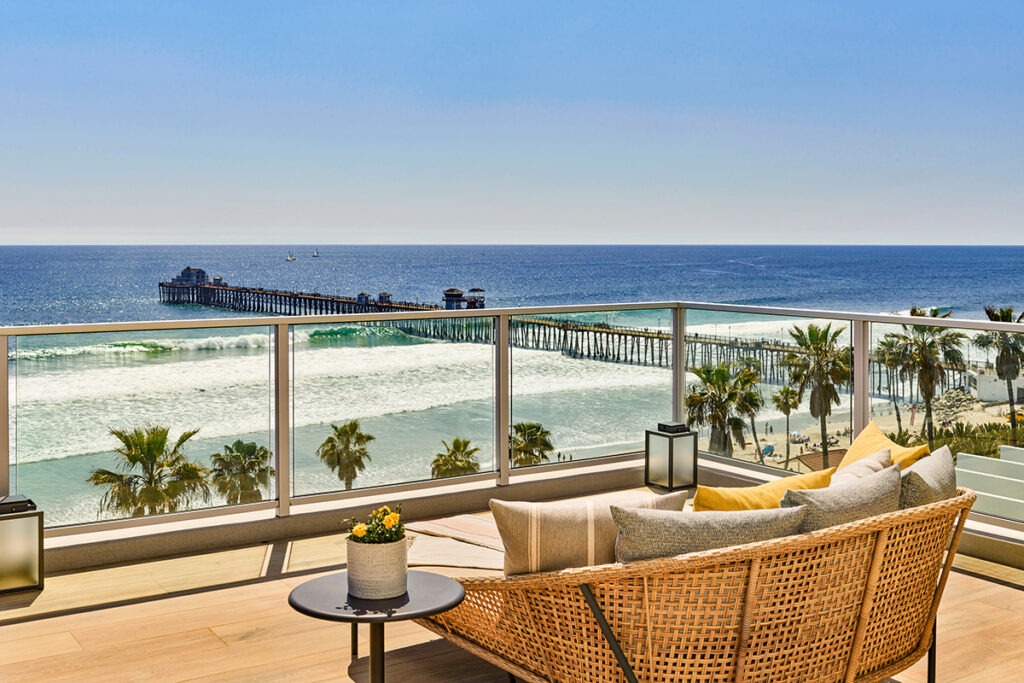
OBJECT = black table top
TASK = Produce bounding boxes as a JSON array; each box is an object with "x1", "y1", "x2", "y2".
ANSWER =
[{"x1": 288, "y1": 570, "x2": 465, "y2": 624}]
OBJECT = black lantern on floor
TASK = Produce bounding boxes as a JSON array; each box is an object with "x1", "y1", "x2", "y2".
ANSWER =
[{"x1": 645, "y1": 423, "x2": 697, "y2": 492}]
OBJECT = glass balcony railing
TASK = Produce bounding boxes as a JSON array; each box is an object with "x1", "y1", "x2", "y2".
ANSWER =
[
  {"x1": 870, "y1": 314, "x2": 1024, "y2": 522},
  {"x1": 7, "y1": 326, "x2": 273, "y2": 526},
  {"x1": 1, "y1": 301, "x2": 1022, "y2": 533},
  {"x1": 291, "y1": 317, "x2": 495, "y2": 496},
  {"x1": 510, "y1": 308, "x2": 674, "y2": 467},
  {"x1": 683, "y1": 308, "x2": 853, "y2": 472}
]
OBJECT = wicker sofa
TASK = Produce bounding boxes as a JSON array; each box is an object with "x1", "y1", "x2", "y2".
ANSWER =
[{"x1": 418, "y1": 488, "x2": 975, "y2": 683}]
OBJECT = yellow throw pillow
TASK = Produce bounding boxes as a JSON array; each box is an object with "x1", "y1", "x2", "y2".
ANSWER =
[
  {"x1": 693, "y1": 468, "x2": 836, "y2": 511},
  {"x1": 837, "y1": 421, "x2": 929, "y2": 470}
]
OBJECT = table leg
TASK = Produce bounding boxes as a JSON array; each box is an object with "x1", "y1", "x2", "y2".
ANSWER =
[
  {"x1": 369, "y1": 622, "x2": 385, "y2": 683},
  {"x1": 351, "y1": 623, "x2": 358, "y2": 659}
]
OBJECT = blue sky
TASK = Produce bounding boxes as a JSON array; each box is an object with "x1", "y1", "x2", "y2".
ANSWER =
[{"x1": 0, "y1": 2, "x2": 1021, "y2": 244}]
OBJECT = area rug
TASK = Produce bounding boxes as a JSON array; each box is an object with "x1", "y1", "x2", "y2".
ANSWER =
[
  {"x1": 406, "y1": 513, "x2": 504, "y2": 552},
  {"x1": 407, "y1": 534, "x2": 504, "y2": 571}
]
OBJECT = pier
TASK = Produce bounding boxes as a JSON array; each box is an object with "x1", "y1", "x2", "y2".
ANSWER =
[
  {"x1": 159, "y1": 282, "x2": 439, "y2": 315},
  {"x1": 159, "y1": 266, "x2": 443, "y2": 315},
  {"x1": 161, "y1": 268, "x2": 966, "y2": 400}
]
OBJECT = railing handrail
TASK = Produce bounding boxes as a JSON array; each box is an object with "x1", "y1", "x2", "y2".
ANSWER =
[{"x1": 4, "y1": 299, "x2": 1024, "y2": 337}]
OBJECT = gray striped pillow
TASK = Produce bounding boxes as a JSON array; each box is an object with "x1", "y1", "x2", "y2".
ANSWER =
[{"x1": 490, "y1": 490, "x2": 688, "y2": 575}]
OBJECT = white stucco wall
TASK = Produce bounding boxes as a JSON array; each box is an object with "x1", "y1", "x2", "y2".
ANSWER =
[{"x1": 968, "y1": 371, "x2": 1024, "y2": 403}]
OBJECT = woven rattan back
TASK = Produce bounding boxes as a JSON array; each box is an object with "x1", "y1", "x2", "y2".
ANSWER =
[{"x1": 425, "y1": 488, "x2": 975, "y2": 683}]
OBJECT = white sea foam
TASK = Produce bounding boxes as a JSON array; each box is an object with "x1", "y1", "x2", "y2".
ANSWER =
[
  {"x1": 14, "y1": 342, "x2": 670, "y2": 463},
  {"x1": 9, "y1": 326, "x2": 405, "y2": 361},
  {"x1": 13, "y1": 315, "x2": 915, "y2": 466},
  {"x1": 687, "y1": 316, "x2": 852, "y2": 343}
]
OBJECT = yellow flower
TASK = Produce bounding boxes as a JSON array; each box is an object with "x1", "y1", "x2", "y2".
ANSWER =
[
  {"x1": 352, "y1": 523, "x2": 367, "y2": 538},
  {"x1": 383, "y1": 512, "x2": 401, "y2": 530},
  {"x1": 378, "y1": 505, "x2": 391, "y2": 514}
]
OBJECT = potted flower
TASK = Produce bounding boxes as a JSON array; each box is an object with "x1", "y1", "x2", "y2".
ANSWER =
[{"x1": 344, "y1": 505, "x2": 407, "y2": 599}]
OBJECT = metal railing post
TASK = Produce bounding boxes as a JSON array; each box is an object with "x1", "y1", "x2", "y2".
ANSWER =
[
  {"x1": 852, "y1": 320, "x2": 871, "y2": 435},
  {"x1": 672, "y1": 308, "x2": 687, "y2": 423},
  {"x1": 1, "y1": 335, "x2": 9, "y2": 497},
  {"x1": 273, "y1": 324, "x2": 291, "y2": 517},
  {"x1": 495, "y1": 315, "x2": 511, "y2": 486}
]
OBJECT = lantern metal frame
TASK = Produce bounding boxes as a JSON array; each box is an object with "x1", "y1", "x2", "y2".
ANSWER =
[{"x1": 644, "y1": 428, "x2": 698, "y2": 492}]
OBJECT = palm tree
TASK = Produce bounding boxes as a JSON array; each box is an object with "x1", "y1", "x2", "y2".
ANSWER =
[
  {"x1": 736, "y1": 357, "x2": 765, "y2": 462},
  {"x1": 431, "y1": 437, "x2": 481, "y2": 478},
  {"x1": 88, "y1": 425, "x2": 210, "y2": 517},
  {"x1": 883, "y1": 307, "x2": 967, "y2": 449},
  {"x1": 875, "y1": 337, "x2": 906, "y2": 436},
  {"x1": 210, "y1": 440, "x2": 275, "y2": 505},
  {"x1": 686, "y1": 362, "x2": 749, "y2": 457},
  {"x1": 785, "y1": 323, "x2": 851, "y2": 469},
  {"x1": 317, "y1": 420, "x2": 375, "y2": 490},
  {"x1": 511, "y1": 421, "x2": 554, "y2": 468},
  {"x1": 973, "y1": 306, "x2": 1024, "y2": 446},
  {"x1": 771, "y1": 386, "x2": 800, "y2": 469}
]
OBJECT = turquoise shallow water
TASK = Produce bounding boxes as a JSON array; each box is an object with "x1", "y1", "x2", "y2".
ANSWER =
[{"x1": 3, "y1": 244, "x2": 1015, "y2": 525}]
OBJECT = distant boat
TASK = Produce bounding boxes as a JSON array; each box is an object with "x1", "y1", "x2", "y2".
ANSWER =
[
  {"x1": 312, "y1": 249, "x2": 319, "y2": 258},
  {"x1": 286, "y1": 252, "x2": 295, "y2": 262}
]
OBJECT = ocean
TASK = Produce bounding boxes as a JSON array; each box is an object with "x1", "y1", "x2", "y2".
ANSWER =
[{"x1": 2, "y1": 245, "x2": 1018, "y2": 525}]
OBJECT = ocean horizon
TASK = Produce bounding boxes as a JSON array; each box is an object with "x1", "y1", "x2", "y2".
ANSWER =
[{"x1": 4, "y1": 244, "x2": 1023, "y2": 326}]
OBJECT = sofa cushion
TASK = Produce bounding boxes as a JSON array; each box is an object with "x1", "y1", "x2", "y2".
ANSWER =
[
  {"x1": 693, "y1": 467, "x2": 835, "y2": 511},
  {"x1": 830, "y1": 448, "x2": 892, "y2": 486},
  {"x1": 490, "y1": 490, "x2": 688, "y2": 575},
  {"x1": 781, "y1": 465, "x2": 901, "y2": 532},
  {"x1": 900, "y1": 445, "x2": 956, "y2": 509},
  {"x1": 611, "y1": 505, "x2": 807, "y2": 562},
  {"x1": 838, "y1": 421, "x2": 929, "y2": 470}
]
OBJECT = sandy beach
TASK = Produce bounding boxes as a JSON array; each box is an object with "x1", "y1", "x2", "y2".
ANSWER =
[{"x1": 703, "y1": 390, "x2": 1016, "y2": 473}]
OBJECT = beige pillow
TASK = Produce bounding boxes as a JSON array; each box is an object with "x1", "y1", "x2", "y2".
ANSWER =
[
  {"x1": 830, "y1": 448, "x2": 892, "y2": 487},
  {"x1": 490, "y1": 490, "x2": 688, "y2": 575}
]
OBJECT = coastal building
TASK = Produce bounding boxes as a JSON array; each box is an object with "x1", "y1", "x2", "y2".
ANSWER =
[
  {"x1": 356, "y1": 292, "x2": 371, "y2": 305},
  {"x1": 378, "y1": 292, "x2": 392, "y2": 304},
  {"x1": 466, "y1": 288, "x2": 486, "y2": 309},
  {"x1": 170, "y1": 266, "x2": 208, "y2": 286},
  {"x1": 443, "y1": 287, "x2": 465, "y2": 309},
  {"x1": 443, "y1": 287, "x2": 486, "y2": 309},
  {"x1": 969, "y1": 368, "x2": 1024, "y2": 402}
]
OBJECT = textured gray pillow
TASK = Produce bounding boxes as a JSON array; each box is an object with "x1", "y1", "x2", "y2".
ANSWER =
[
  {"x1": 611, "y1": 505, "x2": 807, "y2": 563},
  {"x1": 831, "y1": 448, "x2": 892, "y2": 486},
  {"x1": 781, "y1": 465, "x2": 901, "y2": 532},
  {"x1": 900, "y1": 445, "x2": 956, "y2": 509}
]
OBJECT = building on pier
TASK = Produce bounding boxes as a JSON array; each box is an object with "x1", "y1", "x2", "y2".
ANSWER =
[
  {"x1": 443, "y1": 288, "x2": 465, "y2": 309},
  {"x1": 466, "y1": 288, "x2": 486, "y2": 309},
  {"x1": 171, "y1": 267, "x2": 209, "y2": 286},
  {"x1": 443, "y1": 287, "x2": 486, "y2": 309}
]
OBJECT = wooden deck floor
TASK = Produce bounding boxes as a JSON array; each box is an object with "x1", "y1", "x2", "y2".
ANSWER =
[{"x1": 1, "y1": 535, "x2": 1021, "y2": 681}]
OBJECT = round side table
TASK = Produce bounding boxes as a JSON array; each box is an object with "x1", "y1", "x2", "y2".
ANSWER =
[{"x1": 288, "y1": 569, "x2": 465, "y2": 683}]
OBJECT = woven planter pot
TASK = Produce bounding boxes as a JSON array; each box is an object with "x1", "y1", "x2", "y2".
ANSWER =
[{"x1": 346, "y1": 537, "x2": 408, "y2": 599}]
